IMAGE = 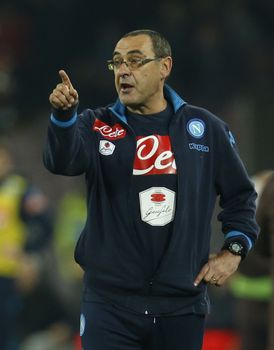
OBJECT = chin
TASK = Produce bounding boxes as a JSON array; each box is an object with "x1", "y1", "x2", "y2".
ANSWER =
[{"x1": 119, "y1": 95, "x2": 136, "y2": 107}]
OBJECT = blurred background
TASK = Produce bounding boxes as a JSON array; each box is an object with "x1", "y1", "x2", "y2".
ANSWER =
[{"x1": 0, "y1": 0, "x2": 273, "y2": 349}]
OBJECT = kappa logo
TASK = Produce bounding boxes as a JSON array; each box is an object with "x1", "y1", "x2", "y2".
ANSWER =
[
  {"x1": 189, "y1": 143, "x2": 209, "y2": 152},
  {"x1": 93, "y1": 119, "x2": 126, "y2": 140},
  {"x1": 99, "y1": 140, "x2": 115, "y2": 155},
  {"x1": 187, "y1": 119, "x2": 205, "y2": 138}
]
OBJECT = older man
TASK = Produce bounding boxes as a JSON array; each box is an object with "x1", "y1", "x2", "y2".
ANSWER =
[{"x1": 43, "y1": 29, "x2": 259, "y2": 350}]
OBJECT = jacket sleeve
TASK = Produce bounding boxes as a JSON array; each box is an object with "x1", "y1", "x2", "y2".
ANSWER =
[
  {"x1": 43, "y1": 108, "x2": 96, "y2": 176},
  {"x1": 214, "y1": 122, "x2": 259, "y2": 256}
]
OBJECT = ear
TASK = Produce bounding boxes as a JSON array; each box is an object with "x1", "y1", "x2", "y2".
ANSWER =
[{"x1": 160, "y1": 56, "x2": 173, "y2": 81}]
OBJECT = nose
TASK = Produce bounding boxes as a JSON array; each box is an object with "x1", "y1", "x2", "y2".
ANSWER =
[{"x1": 116, "y1": 61, "x2": 131, "y2": 76}]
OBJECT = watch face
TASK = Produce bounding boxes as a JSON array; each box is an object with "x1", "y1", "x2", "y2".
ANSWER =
[{"x1": 230, "y1": 242, "x2": 243, "y2": 254}]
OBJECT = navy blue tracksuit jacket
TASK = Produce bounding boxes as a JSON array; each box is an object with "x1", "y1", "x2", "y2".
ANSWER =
[{"x1": 43, "y1": 85, "x2": 259, "y2": 316}]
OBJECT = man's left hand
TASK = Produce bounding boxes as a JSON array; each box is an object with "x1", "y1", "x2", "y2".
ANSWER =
[{"x1": 193, "y1": 250, "x2": 241, "y2": 287}]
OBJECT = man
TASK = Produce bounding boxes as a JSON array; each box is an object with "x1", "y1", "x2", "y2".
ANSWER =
[
  {"x1": 43, "y1": 29, "x2": 259, "y2": 350},
  {"x1": 0, "y1": 145, "x2": 54, "y2": 350}
]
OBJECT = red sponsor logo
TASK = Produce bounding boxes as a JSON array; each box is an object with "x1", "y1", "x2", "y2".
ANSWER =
[
  {"x1": 133, "y1": 135, "x2": 177, "y2": 175},
  {"x1": 93, "y1": 119, "x2": 126, "y2": 140},
  {"x1": 151, "y1": 193, "x2": 166, "y2": 202}
]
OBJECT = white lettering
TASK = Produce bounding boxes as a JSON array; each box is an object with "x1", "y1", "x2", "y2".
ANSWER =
[
  {"x1": 136, "y1": 135, "x2": 159, "y2": 160},
  {"x1": 134, "y1": 135, "x2": 177, "y2": 175},
  {"x1": 154, "y1": 150, "x2": 173, "y2": 169},
  {"x1": 94, "y1": 125, "x2": 124, "y2": 138},
  {"x1": 133, "y1": 165, "x2": 154, "y2": 175}
]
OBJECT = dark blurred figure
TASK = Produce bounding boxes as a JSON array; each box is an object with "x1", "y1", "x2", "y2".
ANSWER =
[
  {"x1": 0, "y1": 145, "x2": 54, "y2": 350},
  {"x1": 264, "y1": 174, "x2": 274, "y2": 350},
  {"x1": 229, "y1": 170, "x2": 274, "y2": 350},
  {"x1": 53, "y1": 191, "x2": 85, "y2": 326},
  {"x1": 16, "y1": 191, "x2": 87, "y2": 350},
  {"x1": 18, "y1": 277, "x2": 75, "y2": 350},
  {"x1": 16, "y1": 191, "x2": 85, "y2": 350}
]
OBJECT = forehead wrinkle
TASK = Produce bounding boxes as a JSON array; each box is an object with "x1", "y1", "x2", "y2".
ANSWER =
[{"x1": 113, "y1": 35, "x2": 153, "y2": 57}]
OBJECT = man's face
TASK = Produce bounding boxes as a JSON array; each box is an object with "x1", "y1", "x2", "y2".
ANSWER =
[{"x1": 112, "y1": 35, "x2": 169, "y2": 113}]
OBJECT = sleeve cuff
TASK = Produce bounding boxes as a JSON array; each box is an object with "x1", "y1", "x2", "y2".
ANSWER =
[
  {"x1": 224, "y1": 230, "x2": 253, "y2": 251},
  {"x1": 50, "y1": 112, "x2": 77, "y2": 127},
  {"x1": 222, "y1": 230, "x2": 254, "y2": 259}
]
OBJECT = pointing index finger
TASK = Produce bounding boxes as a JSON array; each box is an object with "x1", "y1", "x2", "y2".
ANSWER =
[
  {"x1": 59, "y1": 69, "x2": 72, "y2": 88},
  {"x1": 194, "y1": 264, "x2": 210, "y2": 286}
]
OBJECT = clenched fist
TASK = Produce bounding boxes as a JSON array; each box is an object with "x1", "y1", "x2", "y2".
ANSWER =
[{"x1": 49, "y1": 70, "x2": 79, "y2": 110}]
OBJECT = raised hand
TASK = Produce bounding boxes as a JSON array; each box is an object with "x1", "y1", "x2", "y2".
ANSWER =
[{"x1": 49, "y1": 70, "x2": 79, "y2": 110}]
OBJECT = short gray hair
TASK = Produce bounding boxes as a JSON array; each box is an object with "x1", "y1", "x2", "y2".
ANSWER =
[{"x1": 122, "y1": 29, "x2": 172, "y2": 58}]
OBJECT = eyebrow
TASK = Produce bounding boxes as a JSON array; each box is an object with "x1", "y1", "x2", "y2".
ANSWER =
[{"x1": 112, "y1": 49, "x2": 144, "y2": 57}]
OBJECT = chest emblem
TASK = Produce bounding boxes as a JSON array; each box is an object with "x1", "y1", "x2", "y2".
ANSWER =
[
  {"x1": 93, "y1": 119, "x2": 126, "y2": 140},
  {"x1": 133, "y1": 135, "x2": 177, "y2": 175},
  {"x1": 139, "y1": 187, "x2": 176, "y2": 226},
  {"x1": 187, "y1": 119, "x2": 205, "y2": 138},
  {"x1": 99, "y1": 140, "x2": 115, "y2": 155}
]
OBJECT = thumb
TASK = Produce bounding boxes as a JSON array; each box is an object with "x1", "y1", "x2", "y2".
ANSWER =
[{"x1": 59, "y1": 69, "x2": 72, "y2": 88}]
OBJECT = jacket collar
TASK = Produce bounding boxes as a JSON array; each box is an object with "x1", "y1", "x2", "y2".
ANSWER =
[{"x1": 108, "y1": 84, "x2": 186, "y2": 124}]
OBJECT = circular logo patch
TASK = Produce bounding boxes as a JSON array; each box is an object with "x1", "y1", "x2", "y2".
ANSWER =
[
  {"x1": 80, "y1": 314, "x2": 85, "y2": 336},
  {"x1": 187, "y1": 119, "x2": 205, "y2": 138}
]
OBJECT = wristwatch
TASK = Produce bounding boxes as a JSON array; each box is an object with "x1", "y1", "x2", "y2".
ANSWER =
[{"x1": 226, "y1": 242, "x2": 244, "y2": 256}]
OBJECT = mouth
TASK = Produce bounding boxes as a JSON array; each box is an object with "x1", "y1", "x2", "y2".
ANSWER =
[{"x1": 120, "y1": 83, "x2": 134, "y2": 94}]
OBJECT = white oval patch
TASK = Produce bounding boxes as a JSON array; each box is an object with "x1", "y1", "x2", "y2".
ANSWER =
[{"x1": 139, "y1": 187, "x2": 176, "y2": 226}]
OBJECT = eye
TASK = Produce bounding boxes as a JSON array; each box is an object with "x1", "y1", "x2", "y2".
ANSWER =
[
  {"x1": 128, "y1": 57, "x2": 142, "y2": 65},
  {"x1": 113, "y1": 57, "x2": 123, "y2": 67}
]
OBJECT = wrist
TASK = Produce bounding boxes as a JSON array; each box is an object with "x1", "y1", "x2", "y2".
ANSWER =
[
  {"x1": 52, "y1": 103, "x2": 79, "y2": 121},
  {"x1": 50, "y1": 112, "x2": 77, "y2": 128},
  {"x1": 221, "y1": 241, "x2": 246, "y2": 260},
  {"x1": 220, "y1": 249, "x2": 242, "y2": 264}
]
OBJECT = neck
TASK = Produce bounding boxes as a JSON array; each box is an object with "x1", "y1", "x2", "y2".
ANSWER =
[{"x1": 127, "y1": 95, "x2": 167, "y2": 115}]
